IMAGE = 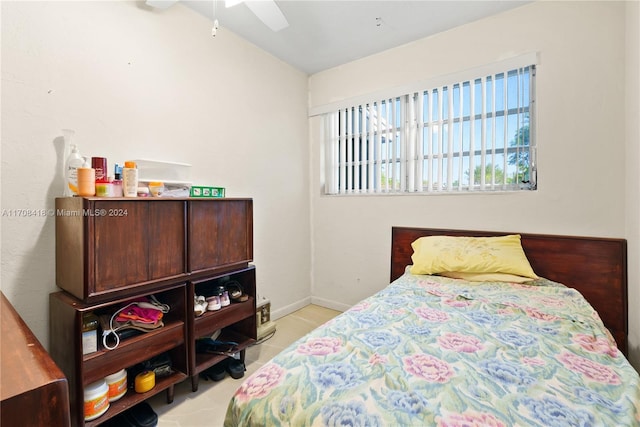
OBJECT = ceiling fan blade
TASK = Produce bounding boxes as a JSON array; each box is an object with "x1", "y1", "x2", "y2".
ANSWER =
[
  {"x1": 245, "y1": 1, "x2": 289, "y2": 32},
  {"x1": 145, "y1": 0, "x2": 179, "y2": 9}
]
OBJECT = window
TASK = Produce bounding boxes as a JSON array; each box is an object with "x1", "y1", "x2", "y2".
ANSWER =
[{"x1": 318, "y1": 56, "x2": 537, "y2": 195}]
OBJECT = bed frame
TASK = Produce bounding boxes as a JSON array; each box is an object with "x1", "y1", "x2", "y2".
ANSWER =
[{"x1": 390, "y1": 227, "x2": 629, "y2": 356}]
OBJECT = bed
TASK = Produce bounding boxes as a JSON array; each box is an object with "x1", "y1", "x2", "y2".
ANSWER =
[{"x1": 225, "y1": 227, "x2": 640, "y2": 426}]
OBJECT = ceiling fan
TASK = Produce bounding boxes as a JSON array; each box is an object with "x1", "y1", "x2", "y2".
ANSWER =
[{"x1": 145, "y1": 0, "x2": 289, "y2": 32}]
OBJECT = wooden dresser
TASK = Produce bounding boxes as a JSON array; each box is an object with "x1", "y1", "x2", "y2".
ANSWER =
[{"x1": 1, "y1": 292, "x2": 70, "y2": 426}]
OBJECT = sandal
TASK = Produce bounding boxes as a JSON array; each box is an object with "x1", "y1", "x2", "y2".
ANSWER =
[{"x1": 226, "y1": 281, "x2": 249, "y2": 303}]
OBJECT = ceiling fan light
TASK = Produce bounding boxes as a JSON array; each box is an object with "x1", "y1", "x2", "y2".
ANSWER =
[
  {"x1": 145, "y1": 0, "x2": 178, "y2": 9},
  {"x1": 225, "y1": 0, "x2": 245, "y2": 8},
  {"x1": 245, "y1": 0, "x2": 289, "y2": 32}
]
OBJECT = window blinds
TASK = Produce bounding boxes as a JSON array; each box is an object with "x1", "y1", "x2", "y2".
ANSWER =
[{"x1": 320, "y1": 55, "x2": 537, "y2": 195}]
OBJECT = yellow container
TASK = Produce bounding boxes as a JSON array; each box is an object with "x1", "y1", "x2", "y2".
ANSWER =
[
  {"x1": 148, "y1": 182, "x2": 164, "y2": 197},
  {"x1": 134, "y1": 370, "x2": 155, "y2": 393}
]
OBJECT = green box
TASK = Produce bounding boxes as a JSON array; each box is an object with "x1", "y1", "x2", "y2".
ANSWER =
[{"x1": 190, "y1": 186, "x2": 225, "y2": 198}]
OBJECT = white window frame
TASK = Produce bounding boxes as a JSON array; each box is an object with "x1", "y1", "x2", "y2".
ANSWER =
[{"x1": 312, "y1": 53, "x2": 538, "y2": 195}]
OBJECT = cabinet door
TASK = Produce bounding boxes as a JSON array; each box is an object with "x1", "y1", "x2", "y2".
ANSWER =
[
  {"x1": 93, "y1": 201, "x2": 148, "y2": 293},
  {"x1": 92, "y1": 201, "x2": 186, "y2": 294},
  {"x1": 148, "y1": 201, "x2": 186, "y2": 280},
  {"x1": 188, "y1": 200, "x2": 253, "y2": 273}
]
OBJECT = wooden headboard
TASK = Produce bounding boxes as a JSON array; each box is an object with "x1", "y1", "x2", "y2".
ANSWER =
[{"x1": 390, "y1": 227, "x2": 628, "y2": 356}]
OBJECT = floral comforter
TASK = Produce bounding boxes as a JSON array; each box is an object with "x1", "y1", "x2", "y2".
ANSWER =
[{"x1": 225, "y1": 273, "x2": 640, "y2": 426}]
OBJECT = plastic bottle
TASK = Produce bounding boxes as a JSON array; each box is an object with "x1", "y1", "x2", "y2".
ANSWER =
[
  {"x1": 122, "y1": 161, "x2": 138, "y2": 198},
  {"x1": 65, "y1": 143, "x2": 84, "y2": 196},
  {"x1": 112, "y1": 164, "x2": 124, "y2": 197},
  {"x1": 77, "y1": 157, "x2": 96, "y2": 197}
]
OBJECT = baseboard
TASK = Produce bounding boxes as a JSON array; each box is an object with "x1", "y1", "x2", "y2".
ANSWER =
[
  {"x1": 271, "y1": 296, "x2": 312, "y2": 320},
  {"x1": 310, "y1": 296, "x2": 351, "y2": 313},
  {"x1": 271, "y1": 296, "x2": 350, "y2": 320}
]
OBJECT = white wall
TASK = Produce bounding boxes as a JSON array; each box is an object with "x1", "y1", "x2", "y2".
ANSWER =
[
  {"x1": 0, "y1": 1, "x2": 310, "y2": 349},
  {"x1": 309, "y1": 1, "x2": 639, "y2": 367}
]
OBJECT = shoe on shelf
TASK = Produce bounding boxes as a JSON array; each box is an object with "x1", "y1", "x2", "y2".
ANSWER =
[
  {"x1": 206, "y1": 295, "x2": 221, "y2": 311},
  {"x1": 226, "y1": 281, "x2": 249, "y2": 303},
  {"x1": 194, "y1": 296, "x2": 207, "y2": 317}
]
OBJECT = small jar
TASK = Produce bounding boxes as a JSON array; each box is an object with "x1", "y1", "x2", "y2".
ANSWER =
[
  {"x1": 104, "y1": 369, "x2": 127, "y2": 402},
  {"x1": 134, "y1": 371, "x2": 155, "y2": 393},
  {"x1": 84, "y1": 379, "x2": 109, "y2": 421},
  {"x1": 148, "y1": 181, "x2": 164, "y2": 197},
  {"x1": 95, "y1": 182, "x2": 112, "y2": 197}
]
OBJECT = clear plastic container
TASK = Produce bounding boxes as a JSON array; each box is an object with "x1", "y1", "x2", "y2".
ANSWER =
[
  {"x1": 134, "y1": 159, "x2": 192, "y2": 185},
  {"x1": 148, "y1": 181, "x2": 164, "y2": 197}
]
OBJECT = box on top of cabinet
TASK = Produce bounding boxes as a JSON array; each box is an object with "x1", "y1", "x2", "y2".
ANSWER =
[{"x1": 190, "y1": 186, "x2": 225, "y2": 198}]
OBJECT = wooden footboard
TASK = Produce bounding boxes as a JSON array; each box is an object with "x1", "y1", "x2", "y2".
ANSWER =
[{"x1": 390, "y1": 227, "x2": 628, "y2": 356}]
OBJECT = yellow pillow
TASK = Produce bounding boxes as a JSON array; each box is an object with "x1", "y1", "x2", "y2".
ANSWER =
[
  {"x1": 439, "y1": 271, "x2": 535, "y2": 283},
  {"x1": 409, "y1": 235, "x2": 538, "y2": 279}
]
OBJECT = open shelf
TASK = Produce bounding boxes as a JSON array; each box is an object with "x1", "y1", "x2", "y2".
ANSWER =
[
  {"x1": 84, "y1": 371, "x2": 188, "y2": 427},
  {"x1": 193, "y1": 329, "x2": 256, "y2": 377},
  {"x1": 194, "y1": 298, "x2": 255, "y2": 337}
]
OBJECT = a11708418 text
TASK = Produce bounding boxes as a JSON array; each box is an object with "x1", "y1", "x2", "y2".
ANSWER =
[{"x1": 2, "y1": 208, "x2": 128, "y2": 217}]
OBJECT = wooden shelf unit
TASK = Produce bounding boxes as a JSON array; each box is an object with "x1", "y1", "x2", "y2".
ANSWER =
[{"x1": 50, "y1": 197, "x2": 256, "y2": 426}]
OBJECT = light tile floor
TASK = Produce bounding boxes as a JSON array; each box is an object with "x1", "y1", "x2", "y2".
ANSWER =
[{"x1": 147, "y1": 304, "x2": 341, "y2": 427}]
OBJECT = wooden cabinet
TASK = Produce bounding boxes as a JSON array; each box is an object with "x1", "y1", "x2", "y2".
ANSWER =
[
  {"x1": 55, "y1": 198, "x2": 254, "y2": 302},
  {"x1": 50, "y1": 197, "x2": 256, "y2": 426},
  {"x1": 56, "y1": 197, "x2": 186, "y2": 301}
]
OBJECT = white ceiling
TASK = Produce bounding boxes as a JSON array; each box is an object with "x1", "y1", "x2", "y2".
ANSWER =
[{"x1": 181, "y1": 1, "x2": 531, "y2": 75}]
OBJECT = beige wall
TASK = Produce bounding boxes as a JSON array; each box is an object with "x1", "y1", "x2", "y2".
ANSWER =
[
  {"x1": 309, "y1": 1, "x2": 639, "y2": 368},
  {"x1": 0, "y1": 1, "x2": 310, "y2": 348}
]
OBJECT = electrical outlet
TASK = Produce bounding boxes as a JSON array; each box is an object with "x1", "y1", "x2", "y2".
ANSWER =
[
  {"x1": 256, "y1": 296, "x2": 275, "y2": 340},
  {"x1": 257, "y1": 298, "x2": 271, "y2": 325}
]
